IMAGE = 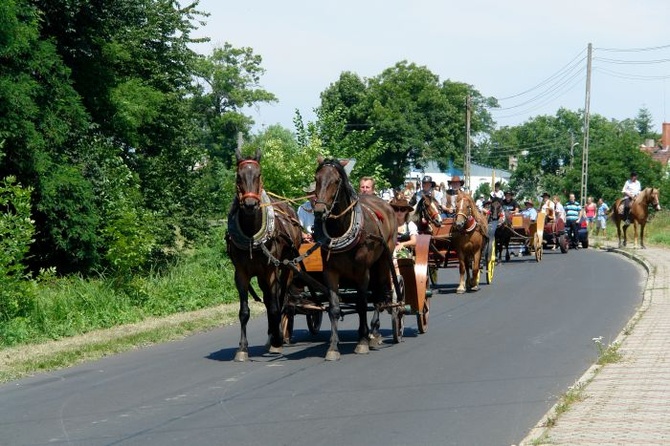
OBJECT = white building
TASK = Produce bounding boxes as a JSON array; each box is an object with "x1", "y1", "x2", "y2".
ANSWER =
[{"x1": 405, "y1": 161, "x2": 511, "y2": 192}]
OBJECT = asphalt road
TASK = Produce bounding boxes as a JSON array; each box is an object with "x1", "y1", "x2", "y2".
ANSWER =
[{"x1": 0, "y1": 248, "x2": 643, "y2": 446}]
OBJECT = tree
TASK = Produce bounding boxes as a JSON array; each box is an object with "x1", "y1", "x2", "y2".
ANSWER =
[
  {"x1": 634, "y1": 106, "x2": 655, "y2": 139},
  {"x1": 192, "y1": 43, "x2": 278, "y2": 163}
]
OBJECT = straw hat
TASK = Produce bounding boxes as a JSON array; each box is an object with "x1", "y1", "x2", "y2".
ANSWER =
[{"x1": 389, "y1": 196, "x2": 414, "y2": 212}]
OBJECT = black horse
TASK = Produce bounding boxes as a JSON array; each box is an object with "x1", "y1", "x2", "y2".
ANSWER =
[{"x1": 226, "y1": 147, "x2": 303, "y2": 362}]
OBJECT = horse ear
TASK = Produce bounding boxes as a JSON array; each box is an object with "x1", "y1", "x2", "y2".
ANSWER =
[{"x1": 254, "y1": 148, "x2": 261, "y2": 162}]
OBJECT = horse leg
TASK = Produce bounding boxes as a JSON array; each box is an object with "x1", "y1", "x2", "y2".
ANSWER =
[
  {"x1": 470, "y1": 251, "x2": 481, "y2": 292},
  {"x1": 234, "y1": 272, "x2": 251, "y2": 362},
  {"x1": 261, "y1": 275, "x2": 284, "y2": 355},
  {"x1": 323, "y1": 273, "x2": 342, "y2": 361},
  {"x1": 354, "y1": 286, "x2": 371, "y2": 355},
  {"x1": 456, "y1": 256, "x2": 467, "y2": 294},
  {"x1": 633, "y1": 222, "x2": 639, "y2": 249},
  {"x1": 640, "y1": 223, "x2": 646, "y2": 249}
]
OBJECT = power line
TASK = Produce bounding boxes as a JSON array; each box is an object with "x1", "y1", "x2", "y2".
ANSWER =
[{"x1": 595, "y1": 43, "x2": 670, "y2": 53}]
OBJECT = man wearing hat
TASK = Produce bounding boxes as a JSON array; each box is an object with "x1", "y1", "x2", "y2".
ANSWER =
[
  {"x1": 297, "y1": 182, "x2": 317, "y2": 241},
  {"x1": 621, "y1": 171, "x2": 641, "y2": 226},
  {"x1": 540, "y1": 192, "x2": 555, "y2": 220},
  {"x1": 442, "y1": 175, "x2": 464, "y2": 216},
  {"x1": 501, "y1": 190, "x2": 520, "y2": 214},
  {"x1": 390, "y1": 194, "x2": 419, "y2": 255},
  {"x1": 409, "y1": 175, "x2": 443, "y2": 208}
]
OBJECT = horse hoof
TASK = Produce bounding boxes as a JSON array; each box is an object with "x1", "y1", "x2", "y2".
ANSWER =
[
  {"x1": 234, "y1": 351, "x2": 249, "y2": 362},
  {"x1": 456, "y1": 288, "x2": 465, "y2": 294},
  {"x1": 325, "y1": 350, "x2": 341, "y2": 361},
  {"x1": 354, "y1": 343, "x2": 370, "y2": 355},
  {"x1": 471, "y1": 285, "x2": 479, "y2": 292},
  {"x1": 268, "y1": 345, "x2": 283, "y2": 355},
  {"x1": 368, "y1": 333, "x2": 383, "y2": 347}
]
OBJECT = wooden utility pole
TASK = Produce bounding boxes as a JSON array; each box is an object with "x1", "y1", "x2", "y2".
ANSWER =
[
  {"x1": 464, "y1": 94, "x2": 472, "y2": 191},
  {"x1": 580, "y1": 43, "x2": 592, "y2": 206}
]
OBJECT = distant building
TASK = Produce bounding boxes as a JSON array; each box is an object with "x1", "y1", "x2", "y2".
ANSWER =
[{"x1": 639, "y1": 122, "x2": 670, "y2": 167}]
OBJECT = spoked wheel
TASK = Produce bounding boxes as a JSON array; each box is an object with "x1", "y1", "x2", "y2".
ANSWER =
[
  {"x1": 417, "y1": 297, "x2": 430, "y2": 334},
  {"x1": 280, "y1": 312, "x2": 294, "y2": 344},
  {"x1": 559, "y1": 234, "x2": 569, "y2": 253},
  {"x1": 486, "y1": 240, "x2": 496, "y2": 284},
  {"x1": 392, "y1": 275, "x2": 405, "y2": 343},
  {"x1": 306, "y1": 311, "x2": 323, "y2": 335}
]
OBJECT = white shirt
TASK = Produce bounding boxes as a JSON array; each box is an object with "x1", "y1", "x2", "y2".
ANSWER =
[
  {"x1": 622, "y1": 179, "x2": 641, "y2": 198},
  {"x1": 297, "y1": 201, "x2": 315, "y2": 233},
  {"x1": 554, "y1": 202, "x2": 566, "y2": 222},
  {"x1": 490, "y1": 189, "x2": 504, "y2": 200}
]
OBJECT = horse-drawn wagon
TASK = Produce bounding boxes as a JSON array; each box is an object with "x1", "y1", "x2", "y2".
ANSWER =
[
  {"x1": 415, "y1": 193, "x2": 496, "y2": 292},
  {"x1": 496, "y1": 210, "x2": 545, "y2": 262}
]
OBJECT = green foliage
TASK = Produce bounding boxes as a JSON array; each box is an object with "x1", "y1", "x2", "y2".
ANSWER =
[
  {"x1": 0, "y1": 176, "x2": 36, "y2": 321},
  {"x1": 34, "y1": 165, "x2": 102, "y2": 274},
  {"x1": 0, "y1": 226, "x2": 236, "y2": 347}
]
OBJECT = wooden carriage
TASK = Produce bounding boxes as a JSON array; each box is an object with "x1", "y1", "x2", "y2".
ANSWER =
[
  {"x1": 282, "y1": 236, "x2": 432, "y2": 343},
  {"x1": 507, "y1": 211, "x2": 545, "y2": 262}
]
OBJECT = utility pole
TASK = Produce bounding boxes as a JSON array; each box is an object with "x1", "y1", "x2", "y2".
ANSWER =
[
  {"x1": 580, "y1": 43, "x2": 592, "y2": 206},
  {"x1": 464, "y1": 94, "x2": 472, "y2": 192}
]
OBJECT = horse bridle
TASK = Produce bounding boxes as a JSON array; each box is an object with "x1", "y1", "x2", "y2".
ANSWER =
[
  {"x1": 421, "y1": 195, "x2": 443, "y2": 226},
  {"x1": 236, "y1": 159, "x2": 263, "y2": 203},
  {"x1": 313, "y1": 163, "x2": 345, "y2": 219},
  {"x1": 455, "y1": 196, "x2": 477, "y2": 233}
]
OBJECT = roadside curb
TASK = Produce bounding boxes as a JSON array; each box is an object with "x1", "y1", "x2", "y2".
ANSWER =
[{"x1": 519, "y1": 245, "x2": 654, "y2": 445}]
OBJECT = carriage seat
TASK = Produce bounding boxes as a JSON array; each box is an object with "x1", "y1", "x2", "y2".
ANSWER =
[{"x1": 511, "y1": 214, "x2": 531, "y2": 231}]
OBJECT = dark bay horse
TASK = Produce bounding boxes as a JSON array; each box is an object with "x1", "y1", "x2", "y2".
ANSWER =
[
  {"x1": 452, "y1": 193, "x2": 488, "y2": 293},
  {"x1": 612, "y1": 187, "x2": 661, "y2": 248},
  {"x1": 226, "y1": 147, "x2": 303, "y2": 362},
  {"x1": 494, "y1": 208, "x2": 515, "y2": 262},
  {"x1": 312, "y1": 157, "x2": 395, "y2": 361}
]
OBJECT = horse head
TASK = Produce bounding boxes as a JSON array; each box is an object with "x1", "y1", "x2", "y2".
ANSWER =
[
  {"x1": 488, "y1": 198, "x2": 504, "y2": 223},
  {"x1": 313, "y1": 156, "x2": 355, "y2": 221},
  {"x1": 234, "y1": 147, "x2": 263, "y2": 214},
  {"x1": 419, "y1": 193, "x2": 443, "y2": 226},
  {"x1": 454, "y1": 193, "x2": 477, "y2": 232},
  {"x1": 649, "y1": 188, "x2": 662, "y2": 211}
]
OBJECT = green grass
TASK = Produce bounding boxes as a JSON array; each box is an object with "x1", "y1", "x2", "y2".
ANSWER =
[
  {"x1": 0, "y1": 227, "x2": 238, "y2": 348},
  {"x1": 646, "y1": 209, "x2": 670, "y2": 246}
]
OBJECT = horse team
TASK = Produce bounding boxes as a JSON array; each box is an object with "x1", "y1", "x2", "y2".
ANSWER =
[{"x1": 227, "y1": 150, "x2": 661, "y2": 361}]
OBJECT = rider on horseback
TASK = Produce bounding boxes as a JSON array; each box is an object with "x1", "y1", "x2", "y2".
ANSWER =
[{"x1": 622, "y1": 171, "x2": 641, "y2": 226}]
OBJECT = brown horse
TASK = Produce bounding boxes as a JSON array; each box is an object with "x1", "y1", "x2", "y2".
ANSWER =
[
  {"x1": 612, "y1": 187, "x2": 661, "y2": 248},
  {"x1": 226, "y1": 147, "x2": 303, "y2": 362},
  {"x1": 452, "y1": 193, "x2": 488, "y2": 293},
  {"x1": 312, "y1": 157, "x2": 396, "y2": 361}
]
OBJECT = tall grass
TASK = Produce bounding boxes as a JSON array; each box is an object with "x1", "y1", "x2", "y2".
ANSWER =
[
  {"x1": 0, "y1": 227, "x2": 238, "y2": 348},
  {"x1": 646, "y1": 209, "x2": 670, "y2": 246}
]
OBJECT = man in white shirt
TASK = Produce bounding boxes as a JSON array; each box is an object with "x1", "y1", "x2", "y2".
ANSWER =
[
  {"x1": 297, "y1": 182, "x2": 317, "y2": 241},
  {"x1": 621, "y1": 171, "x2": 641, "y2": 225}
]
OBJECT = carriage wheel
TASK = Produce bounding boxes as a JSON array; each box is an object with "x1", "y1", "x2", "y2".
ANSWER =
[
  {"x1": 559, "y1": 234, "x2": 569, "y2": 253},
  {"x1": 280, "y1": 312, "x2": 294, "y2": 344},
  {"x1": 306, "y1": 311, "x2": 323, "y2": 335},
  {"x1": 392, "y1": 275, "x2": 405, "y2": 343},
  {"x1": 417, "y1": 297, "x2": 430, "y2": 334},
  {"x1": 534, "y1": 233, "x2": 543, "y2": 262},
  {"x1": 486, "y1": 240, "x2": 496, "y2": 284}
]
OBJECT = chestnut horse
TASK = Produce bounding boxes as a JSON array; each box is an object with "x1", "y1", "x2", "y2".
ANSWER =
[
  {"x1": 312, "y1": 157, "x2": 395, "y2": 361},
  {"x1": 452, "y1": 193, "x2": 488, "y2": 293},
  {"x1": 612, "y1": 187, "x2": 661, "y2": 248},
  {"x1": 226, "y1": 147, "x2": 302, "y2": 362}
]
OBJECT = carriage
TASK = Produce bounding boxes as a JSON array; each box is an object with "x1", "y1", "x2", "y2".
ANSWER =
[
  {"x1": 496, "y1": 211, "x2": 546, "y2": 262},
  {"x1": 416, "y1": 194, "x2": 496, "y2": 292},
  {"x1": 281, "y1": 234, "x2": 431, "y2": 345}
]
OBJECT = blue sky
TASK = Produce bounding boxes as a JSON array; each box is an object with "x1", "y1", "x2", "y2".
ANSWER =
[{"x1": 192, "y1": 0, "x2": 670, "y2": 133}]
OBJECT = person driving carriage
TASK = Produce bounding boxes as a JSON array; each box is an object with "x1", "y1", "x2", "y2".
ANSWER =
[
  {"x1": 621, "y1": 171, "x2": 641, "y2": 226},
  {"x1": 409, "y1": 175, "x2": 443, "y2": 208},
  {"x1": 501, "y1": 190, "x2": 520, "y2": 215},
  {"x1": 442, "y1": 175, "x2": 465, "y2": 217},
  {"x1": 390, "y1": 194, "x2": 418, "y2": 257}
]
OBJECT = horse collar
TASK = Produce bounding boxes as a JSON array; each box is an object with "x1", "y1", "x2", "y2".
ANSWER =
[
  {"x1": 227, "y1": 190, "x2": 276, "y2": 250},
  {"x1": 314, "y1": 202, "x2": 364, "y2": 252}
]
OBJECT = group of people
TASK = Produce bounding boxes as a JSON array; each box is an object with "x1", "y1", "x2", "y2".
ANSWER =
[{"x1": 296, "y1": 170, "x2": 643, "y2": 255}]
